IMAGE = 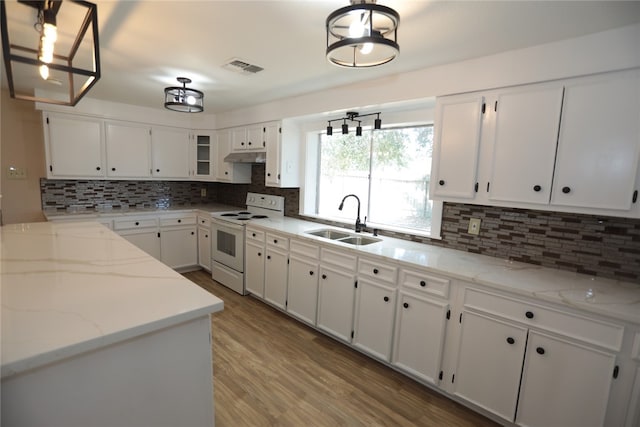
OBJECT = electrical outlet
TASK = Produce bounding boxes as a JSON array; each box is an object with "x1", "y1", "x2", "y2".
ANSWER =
[
  {"x1": 468, "y1": 218, "x2": 481, "y2": 235},
  {"x1": 200, "y1": 188, "x2": 207, "y2": 197}
]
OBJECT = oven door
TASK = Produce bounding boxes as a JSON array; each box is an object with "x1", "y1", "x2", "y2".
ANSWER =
[{"x1": 211, "y1": 219, "x2": 244, "y2": 272}]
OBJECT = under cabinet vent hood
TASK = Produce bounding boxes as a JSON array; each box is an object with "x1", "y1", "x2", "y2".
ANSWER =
[{"x1": 224, "y1": 152, "x2": 266, "y2": 163}]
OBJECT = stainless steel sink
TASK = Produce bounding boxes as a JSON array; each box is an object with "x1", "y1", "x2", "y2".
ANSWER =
[
  {"x1": 336, "y1": 236, "x2": 382, "y2": 246},
  {"x1": 306, "y1": 229, "x2": 351, "y2": 240},
  {"x1": 305, "y1": 228, "x2": 381, "y2": 246}
]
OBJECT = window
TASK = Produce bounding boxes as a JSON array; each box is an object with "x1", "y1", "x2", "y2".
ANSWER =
[{"x1": 314, "y1": 125, "x2": 442, "y2": 237}]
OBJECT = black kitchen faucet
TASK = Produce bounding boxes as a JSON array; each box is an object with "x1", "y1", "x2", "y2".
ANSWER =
[{"x1": 338, "y1": 194, "x2": 366, "y2": 233}]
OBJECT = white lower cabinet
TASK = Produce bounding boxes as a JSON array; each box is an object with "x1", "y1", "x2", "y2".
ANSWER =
[
  {"x1": 264, "y1": 233, "x2": 289, "y2": 310},
  {"x1": 286, "y1": 239, "x2": 319, "y2": 325},
  {"x1": 197, "y1": 216, "x2": 211, "y2": 271},
  {"x1": 453, "y1": 287, "x2": 622, "y2": 427},
  {"x1": 516, "y1": 331, "x2": 616, "y2": 427},
  {"x1": 316, "y1": 247, "x2": 357, "y2": 343},
  {"x1": 352, "y1": 279, "x2": 396, "y2": 361},
  {"x1": 160, "y1": 227, "x2": 197, "y2": 269},
  {"x1": 113, "y1": 217, "x2": 161, "y2": 260},
  {"x1": 245, "y1": 228, "x2": 265, "y2": 297},
  {"x1": 392, "y1": 291, "x2": 449, "y2": 385}
]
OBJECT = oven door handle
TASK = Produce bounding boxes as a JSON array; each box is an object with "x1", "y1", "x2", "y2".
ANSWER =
[{"x1": 211, "y1": 218, "x2": 245, "y2": 232}]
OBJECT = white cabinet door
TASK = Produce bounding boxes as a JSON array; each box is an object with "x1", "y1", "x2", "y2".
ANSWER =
[
  {"x1": 516, "y1": 331, "x2": 616, "y2": 427},
  {"x1": 105, "y1": 121, "x2": 151, "y2": 178},
  {"x1": 392, "y1": 291, "x2": 449, "y2": 385},
  {"x1": 552, "y1": 70, "x2": 640, "y2": 211},
  {"x1": 352, "y1": 279, "x2": 396, "y2": 362},
  {"x1": 231, "y1": 127, "x2": 247, "y2": 151},
  {"x1": 216, "y1": 130, "x2": 251, "y2": 183},
  {"x1": 265, "y1": 122, "x2": 281, "y2": 187},
  {"x1": 264, "y1": 246, "x2": 288, "y2": 310},
  {"x1": 151, "y1": 127, "x2": 191, "y2": 179},
  {"x1": 317, "y1": 264, "x2": 356, "y2": 343},
  {"x1": 488, "y1": 85, "x2": 564, "y2": 204},
  {"x1": 245, "y1": 240, "x2": 265, "y2": 297},
  {"x1": 232, "y1": 125, "x2": 264, "y2": 151},
  {"x1": 193, "y1": 131, "x2": 215, "y2": 180},
  {"x1": 454, "y1": 311, "x2": 527, "y2": 422},
  {"x1": 431, "y1": 94, "x2": 485, "y2": 199},
  {"x1": 118, "y1": 229, "x2": 161, "y2": 260},
  {"x1": 246, "y1": 125, "x2": 264, "y2": 151},
  {"x1": 160, "y1": 227, "x2": 197, "y2": 269},
  {"x1": 197, "y1": 227, "x2": 211, "y2": 271},
  {"x1": 287, "y1": 254, "x2": 318, "y2": 325},
  {"x1": 46, "y1": 113, "x2": 104, "y2": 178}
]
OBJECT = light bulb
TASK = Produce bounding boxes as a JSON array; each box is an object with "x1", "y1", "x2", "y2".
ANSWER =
[
  {"x1": 43, "y1": 23, "x2": 57, "y2": 42},
  {"x1": 360, "y1": 43, "x2": 373, "y2": 55},
  {"x1": 349, "y1": 19, "x2": 365, "y2": 38},
  {"x1": 186, "y1": 95, "x2": 196, "y2": 105},
  {"x1": 39, "y1": 64, "x2": 49, "y2": 80}
]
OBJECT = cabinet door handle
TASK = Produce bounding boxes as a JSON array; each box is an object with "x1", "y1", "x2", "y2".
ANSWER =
[
  {"x1": 309, "y1": 271, "x2": 314, "y2": 276},
  {"x1": 225, "y1": 171, "x2": 229, "y2": 175},
  {"x1": 533, "y1": 185, "x2": 541, "y2": 192},
  {"x1": 403, "y1": 302, "x2": 409, "y2": 309},
  {"x1": 525, "y1": 311, "x2": 534, "y2": 319},
  {"x1": 274, "y1": 239, "x2": 278, "y2": 244},
  {"x1": 322, "y1": 274, "x2": 327, "y2": 279},
  {"x1": 258, "y1": 252, "x2": 262, "y2": 257},
  {"x1": 536, "y1": 347, "x2": 545, "y2": 355},
  {"x1": 96, "y1": 166, "x2": 101, "y2": 171},
  {"x1": 267, "y1": 173, "x2": 271, "y2": 177},
  {"x1": 373, "y1": 268, "x2": 379, "y2": 274},
  {"x1": 562, "y1": 186, "x2": 571, "y2": 194},
  {"x1": 420, "y1": 280, "x2": 426, "y2": 287},
  {"x1": 156, "y1": 169, "x2": 160, "y2": 173},
  {"x1": 252, "y1": 233, "x2": 256, "y2": 237},
  {"x1": 177, "y1": 219, "x2": 182, "y2": 223},
  {"x1": 506, "y1": 337, "x2": 515, "y2": 345},
  {"x1": 112, "y1": 167, "x2": 116, "y2": 171},
  {"x1": 135, "y1": 221, "x2": 139, "y2": 226},
  {"x1": 383, "y1": 296, "x2": 389, "y2": 302},
  {"x1": 191, "y1": 231, "x2": 194, "y2": 235},
  {"x1": 267, "y1": 255, "x2": 271, "y2": 260},
  {"x1": 248, "y1": 141, "x2": 252, "y2": 146},
  {"x1": 205, "y1": 234, "x2": 208, "y2": 238},
  {"x1": 241, "y1": 142, "x2": 245, "y2": 146},
  {"x1": 438, "y1": 180, "x2": 445, "y2": 186}
]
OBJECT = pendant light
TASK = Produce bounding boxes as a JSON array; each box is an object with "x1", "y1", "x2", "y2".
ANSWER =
[
  {"x1": 326, "y1": 111, "x2": 383, "y2": 136},
  {"x1": 164, "y1": 77, "x2": 204, "y2": 113},
  {"x1": 326, "y1": 0, "x2": 399, "y2": 68}
]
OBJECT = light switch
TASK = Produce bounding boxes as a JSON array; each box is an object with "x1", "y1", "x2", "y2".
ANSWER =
[{"x1": 468, "y1": 218, "x2": 481, "y2": 235}]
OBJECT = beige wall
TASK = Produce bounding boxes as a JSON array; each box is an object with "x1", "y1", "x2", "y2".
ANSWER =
[{"x1": 1, "y1": 89, "x2": 47, "y2": 224}]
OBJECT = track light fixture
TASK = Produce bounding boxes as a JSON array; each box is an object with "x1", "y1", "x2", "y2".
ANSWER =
[{"x1": 325, "y1": 111, "x2": 383, "y2": 136}]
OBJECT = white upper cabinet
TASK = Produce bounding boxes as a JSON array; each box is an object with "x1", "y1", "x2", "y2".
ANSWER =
[
  {"x1": 151, "y1": 126, "x2": 191, "y2": 179},
  {"x1": 430, "y1": 94, "x2": 484, "y2": 199},
  {"x1": 431, "y1": 69, "x2": 640, "y2": 218},
  {"x1": 265, "y1": 121, "x2": 300, "y2": 188},
  {"x1": 215, "y1": 129, "x2": 251, "y2": 183},
  {"x1": 191, "y1": 131, "x2": 216, "y2": 181},
  {"x1": 551, "y1": 70, "x2": 640, "y2": 211},
  {"x1": 105, "y1": 121, "x2": 152, "y2": 178},
  {"x1": 45, "y1": 113, "x2": 105, "y2": 178},
  {"x1": 231, "y1": 125, "x2": 265, "y2": 151},
  {"x1": 487, "y1": 84, "x2": 564, "y2": 204}
]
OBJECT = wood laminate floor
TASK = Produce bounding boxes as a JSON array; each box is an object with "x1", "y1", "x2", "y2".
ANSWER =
[{"x1": 184, "y1": 270, "x2": 499, "y2": 427}]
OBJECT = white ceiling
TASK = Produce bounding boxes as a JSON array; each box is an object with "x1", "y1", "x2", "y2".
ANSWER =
[{"x1": 3, "y1": 1, "x2": 640, "y2": 114}]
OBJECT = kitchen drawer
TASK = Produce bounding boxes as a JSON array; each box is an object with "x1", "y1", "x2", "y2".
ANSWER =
[
  {"x1": 290, "y1": 239, "x2": 319, "y2": 259},
  {"x1": 197, "y1": 215, "x2": 211, "y2": 228},
  {"x1": 358, "y1": 257, "x2": 397, "y2": 285},
  {"x1": 399, "y1": 268, "x2": 450, "y2": 299},
  {"x1": 266, "y1": 233, "x2": 289, "y2": 251},
  {"x1": 464, "y1": 288, "x2": 624, "y2": 351},
  {"x1": 160, "y1": 214, "x2": 196, "y2": 227},
  {"x1": 247, "y1": 228, "x2": 265, "y2": 243},
  {"x1": 320, "y1": 247, "x2": 356, "y2": 271},
  {"x1": 113, "y1": 217, "x2": 158, "y2": 230}
]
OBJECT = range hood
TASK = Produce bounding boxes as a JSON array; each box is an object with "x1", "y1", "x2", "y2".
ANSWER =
[{"x1": 223, "y1": 152, "x2": 266, "y2": 163}]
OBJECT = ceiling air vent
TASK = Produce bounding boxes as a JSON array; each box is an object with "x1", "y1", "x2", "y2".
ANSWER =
[{"x1": 222, "y1": 59, "x2": 264, "y2": 75}]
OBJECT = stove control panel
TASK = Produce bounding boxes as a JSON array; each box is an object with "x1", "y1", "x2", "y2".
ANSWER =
[{"x1": 246, "y1": 192, "x2": 285, "y2": 212}]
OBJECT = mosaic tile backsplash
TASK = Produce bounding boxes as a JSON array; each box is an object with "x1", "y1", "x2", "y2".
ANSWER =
[{"x1": 41, "y1": 168, "x2": 640, "y2": 283}]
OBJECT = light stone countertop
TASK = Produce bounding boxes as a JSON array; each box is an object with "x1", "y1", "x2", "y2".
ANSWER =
[
  {"x1": 42, "y1": 203, "x2": 238, "y2": 221},
  {"x1": 0, "y1": 221, "x2": 224, "y2": 379},
  {"x1": 249, "y1": 216, "x2": 640, "y2": 325}
]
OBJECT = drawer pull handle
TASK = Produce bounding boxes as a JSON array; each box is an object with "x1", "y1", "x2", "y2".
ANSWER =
[
  {"x1": 373, "y1": 268, "x2": 379, "y2": 274},
  {"x1": 536, "y1": 347, "x2": 545, "y2": 355},
  {"x1": 309, "y1": 271, "x2": 314, "y2": 276},
  {"x1": 96, "y1": 166, "x2": 101, "y2": 171},
  {"x1": 506, "y1": 337, "x2": 515, "y2": 345},
  {"x1": 562, "y1": 186, "x2": 571, "y2": 194},
  {"x1": 135, "y1": 221, "x2": 139, "y2": 226},
  {"x1": 112, "y1": 167, "x2": 116, "y2": 171},
  {"x1": 252, "y1": 233, "x2": 256, "y2": 237},
  {"x1": 205, "y1": 234, "x2": 208, "y2": 238},
  {"x1": 191, "y1": 231, "x2": 194, "y2": 235},
  {"x1": 322, "y1": 274, "x2": 327, "y2": 279},
  {"x1": 383, "y1": 296, "x2": 389, "y2": 302},
  {"x1": 533, "y1": 185, "x2": 542, "y2": 192},
  {"x1": 420, "y1": 280, "x2": 426, "y2": 287},
  {"x1": 525, "y1": 311, "x2": 534, "y2": 319},
  {"x1": 267, "y1": 255, "x2": 271, "y2": 260},
  {"x1": 438, "y1": 180, "x2": 445, "y2": 186},
  {"x1": 274, "y1": 239, "x2": 278, "y2": 244},
  {"x1": 178, "y1": 219, "x2": 182, "y2": 223},
  {"x1": 403, "y1": 302, "x2": 409, "y2": 309}
]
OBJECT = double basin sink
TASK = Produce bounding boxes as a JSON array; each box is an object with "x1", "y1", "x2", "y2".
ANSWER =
[{"x1": 305, "y1": 228, "x2": 382, "y2": 246}]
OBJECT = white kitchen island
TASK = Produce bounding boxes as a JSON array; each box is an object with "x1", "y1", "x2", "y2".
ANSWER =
[{"x1": 1, "y1": 221, "x2": 224, "y2": 427}]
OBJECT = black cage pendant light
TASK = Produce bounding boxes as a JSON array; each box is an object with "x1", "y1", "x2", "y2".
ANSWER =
[
  {"x1": 1, "y1": 0, "x2": 101, "y2": 106},
  {"x1": 326, "y1": 0, "x2": 399, "y2": 68},
  {"x1": 164, "y1": 77, "x2": 204, "y2": 113}
]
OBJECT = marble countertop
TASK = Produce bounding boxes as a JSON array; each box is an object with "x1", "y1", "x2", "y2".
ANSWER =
[
  {"x1": 250, "y1": 217, "x2": 640, "y2": 325},
  {"x1": 1, "y1": 221, "x2": 224, "y2": 379},
  {"x1": 43, "y1": 203, "x2": 238, "y2": 220}
]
